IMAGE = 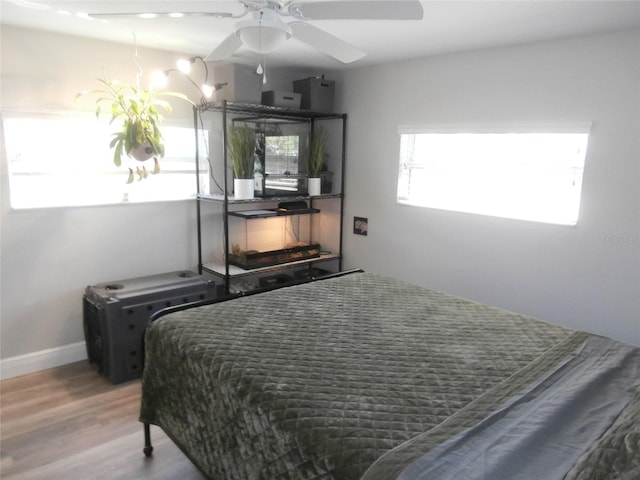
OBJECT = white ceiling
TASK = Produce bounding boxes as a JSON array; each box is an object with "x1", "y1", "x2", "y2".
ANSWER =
[{"x1": 2, "y1": 1, "x2": 640, "y2": 71}]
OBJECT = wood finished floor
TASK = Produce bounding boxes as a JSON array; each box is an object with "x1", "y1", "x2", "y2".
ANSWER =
[{"x1": 0, "y1": 361, "x2": 206, "y2": 480}]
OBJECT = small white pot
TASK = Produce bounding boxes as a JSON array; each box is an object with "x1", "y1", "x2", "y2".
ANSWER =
[
  {"x1": 234, "y1": 178, "x2": 254, "y2": 200},
  {"x1": 308, "y1": 177, "x2": 321, "y2": 196}
]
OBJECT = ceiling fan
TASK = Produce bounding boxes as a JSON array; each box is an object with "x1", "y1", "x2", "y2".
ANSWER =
[{"x1": 88, "y1": 1, "x2": 424, "y2": 64}]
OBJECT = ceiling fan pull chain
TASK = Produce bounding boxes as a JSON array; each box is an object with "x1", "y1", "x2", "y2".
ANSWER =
[
  {"x1": 256, "y1": 10, "x2": 267, "y2": 84},
  {"x1": 256, "y1": 10, "x2": 264, "y2": 78},
  {"x1": 258, "y1": 10, "x2": 263, "y2": 52}
]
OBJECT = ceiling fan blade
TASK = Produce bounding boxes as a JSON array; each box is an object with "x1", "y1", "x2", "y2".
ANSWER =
[
  {"x1": 88, "y1": 12, "x2": 235, "y2": 19},
  {"x1": 289, "y1": 1, "x2": 423, "y2": 20},
  {"x1": 290, "y1": 22, "x2": 365, "y2": 64},
  {"x1": 205, "y1": 33, "x2": 243, "y2": 61},
  {"x1": 85, "y1": 1, "x2": 244, "y2": 18}
]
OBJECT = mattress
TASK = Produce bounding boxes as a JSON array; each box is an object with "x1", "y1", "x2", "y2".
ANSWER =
[{"x1": 139, "y1": 271, "x2": 640, "y2": 479}]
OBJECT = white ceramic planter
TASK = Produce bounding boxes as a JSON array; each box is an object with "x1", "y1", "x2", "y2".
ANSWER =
[
  {"x1": 234, "y1": 178, "x2": 254, "y2": 199},
  {"x1": 308, "y1": 177, "x2": 321, "y2": 196}
]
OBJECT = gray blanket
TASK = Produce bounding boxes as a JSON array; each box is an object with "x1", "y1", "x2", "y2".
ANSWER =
[
  {"x1": 389, "y1": 336, "x2": 640, "y2": 480},
  {"x1": 139, "y1": 272, "x2": 639, "y2": 479}
]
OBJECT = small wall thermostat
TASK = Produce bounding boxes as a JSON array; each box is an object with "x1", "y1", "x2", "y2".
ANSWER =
[{"x1": 354, "y1": 217, "x2": 368, "y2": 236}]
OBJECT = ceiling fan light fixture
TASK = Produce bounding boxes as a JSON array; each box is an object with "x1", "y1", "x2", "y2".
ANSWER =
[{"x1": 235, "y1": 17, "x2": 292, "y2": 54}]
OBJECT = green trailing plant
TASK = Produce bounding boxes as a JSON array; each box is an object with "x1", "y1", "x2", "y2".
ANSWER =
[
  {"x1": 229, "y1": 126, "x2": 256, "y2": 179},
  {"x1": 76, "y1": 76, "x2": 193, "y2": 182},
  {"x1": 308, "y1": 128, "x2": 326, "y2": 177}
]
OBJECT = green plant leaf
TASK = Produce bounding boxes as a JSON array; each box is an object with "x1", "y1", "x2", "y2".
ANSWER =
[
  {"x1": 136, "y1": 165, "x2": 148, "y2": 180},
  {"x1": 152, "y1": 98, "x2": 173, "y2": 113},
  {"x1": 146, "y1": 134, "x2": 162, "y2": 157},
  {"x1": 308, "y1": 128, "x2": 326, "y2": 177},
  {"x1": 113, "y1": 139, "x2": 123, "y2": 167},
  {"x1": 229, "y1": 126, "x2": 256, "y2": 179},
  {"x1": 130, "y1": 98, "x2": 141, "y2": 116},
  {"x1": 109, "y1": 132, "x2": 123, "y2": 149},
  {"x1": 125, "y1": 122, "x2": 135, "y2": 155},
  {"x1": 158, "y1": 91, "x2": 195, "y2": 107}
]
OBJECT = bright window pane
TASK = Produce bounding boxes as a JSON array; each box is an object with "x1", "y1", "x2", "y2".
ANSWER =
[
  {"x1": 3, "y1": 112, "x2": 205, "y2": 209},
  {"x1": 397, "y1": 129, "x2": 589, "y2": 225}
]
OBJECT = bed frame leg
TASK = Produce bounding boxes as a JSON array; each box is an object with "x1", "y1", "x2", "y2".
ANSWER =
[{"x1": 143, "y1": 423, "x2": 153, "y2": 457}]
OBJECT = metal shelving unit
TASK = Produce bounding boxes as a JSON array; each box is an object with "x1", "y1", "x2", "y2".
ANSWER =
[{"x1": 194, "y1": 100, "x2": 347, "y2": 295}]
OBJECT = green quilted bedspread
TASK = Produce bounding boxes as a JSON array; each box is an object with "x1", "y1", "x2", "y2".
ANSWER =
[{"x1": 139, "y1": 272, "x2": 637, "y2": 480}]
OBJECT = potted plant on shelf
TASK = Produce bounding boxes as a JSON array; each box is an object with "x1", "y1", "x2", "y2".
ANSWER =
[
  {"x1": 308, "y1": 128, "x2": 326, "y2": 196},
  {"x1": 228, "y1": 125, "x2": 256, "y2": 199},
  {"x1": 76, "y1": 77, "x2": 193, "y2": 183}
]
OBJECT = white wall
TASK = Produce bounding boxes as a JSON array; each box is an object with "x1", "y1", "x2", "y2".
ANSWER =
[
  {"x1": 2, "y1": 25, "x2": 638, "y2": 379},
  {"x1": 0, "y1": 27, "x2": 202, "y2": 375},
  {"x1": 337, "y1": 30, "x2": 640, "y2": 346},
  {"x1": 0, "y1": 26, "x2": 336, "y2": 378}
]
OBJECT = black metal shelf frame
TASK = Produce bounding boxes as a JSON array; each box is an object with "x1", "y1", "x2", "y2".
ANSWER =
[
  {"x1": 194, "y1": 100, "x2": 347, "y2": 295},
  {"x1": 228, "y1": 208, "x2": 320, "y2": 219}
]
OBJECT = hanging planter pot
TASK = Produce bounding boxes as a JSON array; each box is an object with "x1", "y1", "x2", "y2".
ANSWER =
[{"x1": 129, "y1": 141, "x2": 154, "y2": 162}]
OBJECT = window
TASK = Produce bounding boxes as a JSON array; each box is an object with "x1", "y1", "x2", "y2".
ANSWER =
[
  {"x1": 3, "y1": 111, "x2": 204, "y2": 209},
  {"x1": 265, "y1": 135, "x2": 300, "y2": 173},
  {"x1": 264, "y1": 134, "x2": 301, "y2": 193},
  {"x1": 397, "y1": 125, "x2": 590, "y2": 225}
]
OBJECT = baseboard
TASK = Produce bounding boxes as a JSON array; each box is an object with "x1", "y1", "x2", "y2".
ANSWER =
[{"x1": 0, "y1": 342, "x2": 87, "y2": 380}]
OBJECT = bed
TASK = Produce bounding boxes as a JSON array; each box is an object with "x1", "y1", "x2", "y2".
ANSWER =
[{"x1": 139, "y1": 271, "x2": 640, "y2": 480}]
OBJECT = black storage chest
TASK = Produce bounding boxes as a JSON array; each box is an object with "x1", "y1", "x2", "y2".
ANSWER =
[{"x1": 83, "y1": 270, "x2": 217, "y2": 384}]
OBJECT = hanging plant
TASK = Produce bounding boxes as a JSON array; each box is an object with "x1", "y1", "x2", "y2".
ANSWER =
[{"x1": 76, "y1": 76, "x2": 193, "y2": 182}]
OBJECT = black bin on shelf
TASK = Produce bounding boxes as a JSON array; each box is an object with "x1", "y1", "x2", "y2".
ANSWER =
[
  {"x1": 293, "y1": 267, "x2": 332, "y2": 281},
  {"x1": 259, "y1": 273, "x2": 295, "y2": 288},
  {"x1": 83, "y1": 271, "x2": 217, "y2": 384}
]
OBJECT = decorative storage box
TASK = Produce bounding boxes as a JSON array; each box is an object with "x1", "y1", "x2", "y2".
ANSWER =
[
  {"x1": 293, "y1": 77, "x2": 335, "y2": 112},
  {"x1": 261, "y1": 90, "x2": 302, "y2": 109},
  {"x1": 213, "y1": 63, "x2": 262, "y2": 104},
  {"x1": 83, "y1": 271, "x2": 217, "y2": 384}
]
